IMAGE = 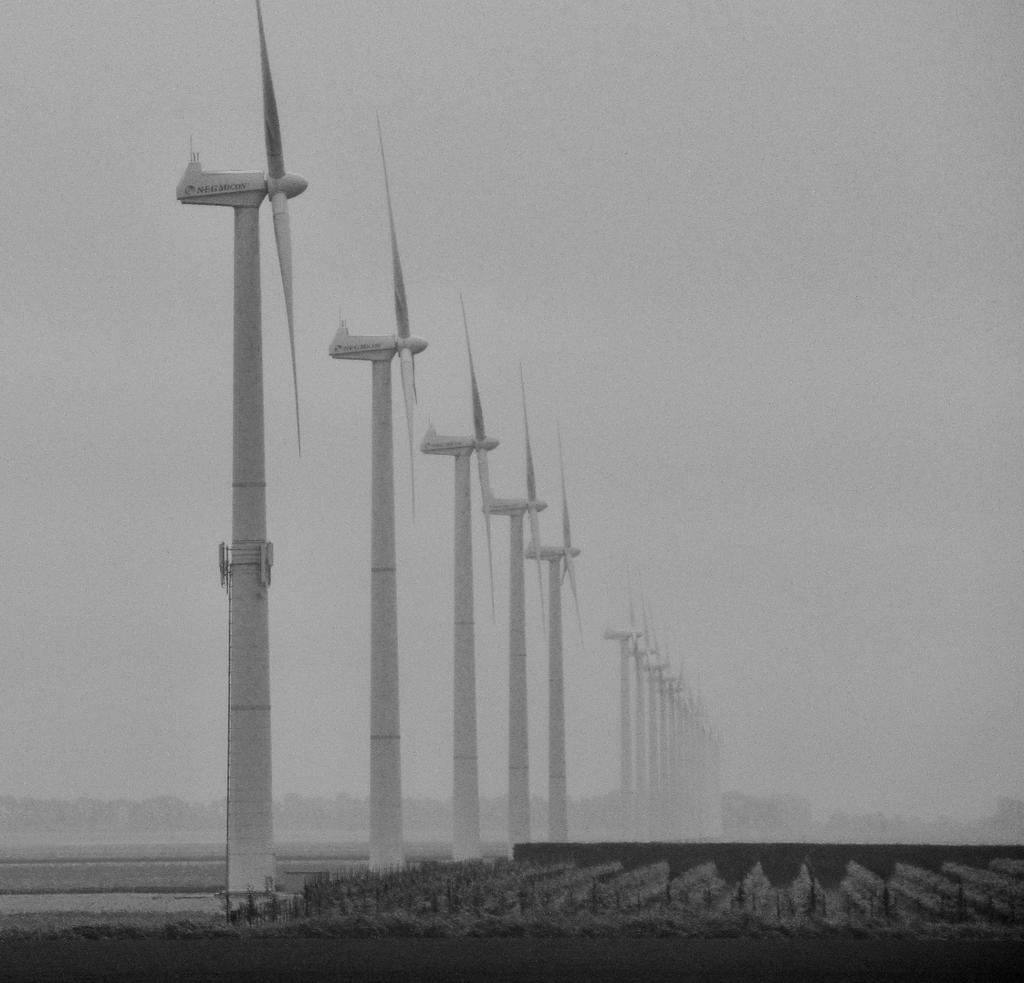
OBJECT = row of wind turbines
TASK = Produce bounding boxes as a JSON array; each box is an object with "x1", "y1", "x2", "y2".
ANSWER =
[
  {"x1": 329, "y1": 134, "x2": 584, "y2": 868},
  {"x1": 177, "y1": 3, "x2": 588, "y2": 893},
  {"x1": 604, "y1": 592, "x2": 724, "y2": 843},
  {"x1": 176, "y1": 3, "x2": 721, "y2": 895}
]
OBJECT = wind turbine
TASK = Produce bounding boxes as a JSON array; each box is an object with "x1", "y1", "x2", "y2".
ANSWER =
[
  {"x1": 420, "y1": 307, "x2": 497, "y2": 860},
  {"x1": 470, "y1": 357, "x2": 547, "y2": 853},
  {"x1": 525, "y1": 428, "x2": 582, "y2": 843},
  {"x1": 678, "y1": 683, "x2": 701, "y2": 839},
  {"x1": 668, "y1": 675, "x2": 687, "y2": 840},
  {"x1": 328, "y1": 123, "x2": 426, "y2": 869},
  {"x1": 627, "y1": 577, "x2": 648, "y2": 840},
  {"x1": 520, "y1": 368, "x2": 547, "y2": 630},
  {"x1": 666, "y1": 638, "x2": 698, "y2": 840},
  {"x1": 658, "y1": 668, "x2": 677, "y2": 840},
  {"x1": 176, "y1": 1, "x2": 306, "y2": 895},
  {"x1": 639, "y1": 593, "x2": 668, "y2": 839},
  {"x1": 632, "y1": 634, "x2": 649, "y2": 840},
  {"x1": 709, "y1": 726, "x2": 724, "y2": 838},
  {"x1": 603, "y1": 624, "x2": 637, "y2": 840}
]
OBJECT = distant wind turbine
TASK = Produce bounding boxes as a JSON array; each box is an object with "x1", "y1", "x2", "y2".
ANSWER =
[
  {"x1": 176, "y1": 0, "x2": 306, "y2": 895},
  {"x1": 658, "y1": 669, "x2": 676, "y2": 839},
  {"x1": 520, "y1": 368, "x2": 547, "y2": 629},
  {"x1": 627, "y1": 576, "x2": 648, "y2": 840},
  {"x1": 640, "y1": 592, "x2": 668, "y2": 839},
  {"x1": 603, "y1": 624, "x2": 638, "y2": 840},
  {"x1": 525, "y1": 428, "x2": 583, "y2": 843},
  {"x1": 421, "y1": 307, "x2": 497, "y2": 860},
  {"x1": 667, "y1": 675, "x2": 684, "y2": 840},
  {"x1": 468, "y1": 344, "x2": 547, "y2": 853},
  {"x1": 328, "y1": 122, "x2": 426, "y2": 868},
  {"x1": 462, "y1": 299, "x2": 496, "y2": 614}
]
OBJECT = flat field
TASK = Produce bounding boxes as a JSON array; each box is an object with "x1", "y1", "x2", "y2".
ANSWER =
[
  {"x1": 3, "y1": 844, "x2": 1023, "y2": 980},
  {"x1": 1, "y1": 937, "x2": 1023, "y2": 982}
]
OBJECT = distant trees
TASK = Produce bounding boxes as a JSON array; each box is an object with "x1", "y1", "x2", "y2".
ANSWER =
[
  {"x1": 3, "y1": 792, "x2": 1020, "y2": 845},
  {"x1": 720, "y1": 793, "x2": 1024, "y2": 844},
  {"x1": 0, "y1": 795, "x2": 224, "y2": 840},
  {"x1": 721, "y1": 793, "x2": 814, "y2": 841}
]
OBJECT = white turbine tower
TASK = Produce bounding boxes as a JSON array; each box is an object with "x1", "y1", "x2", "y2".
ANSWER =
[
  {"x1": 421, "y1": 306, "x2": 497, "y2": 861},
  {"x1": 471, "y1": 359, "x2": 548, "y2": 853},
  {"x1": 632, "y1": 637, "x2": 649, "y2": 840},
  {"x1": 679, "y1": 685, "x2": 701, "y2": 839},
  {"x1": 176, "y1": 1, "x2": 306, "y2": 895},
  {"x1": 603, "y1": 618, "x2": 641, "y2": 840},
  {"x1": 658, "y1": 669, "x2": 676, "y2": 840},
  {"x1": 627, "y1": 580, "x2": 648, "y2": 840},
  {"x1": 328, "y1": 123, "x2": 426, "y2": 868},
  {"x1": 525, "y1": 428, "x2": 582, "y2": 843},
  {"x1": 672, "y1": 676, "x2": 691, "y2": 840},
  {"x1": 666, "y1": 676, "x2": 681, "y2": 839},
  {"x1": 709, "y1": 726, "x2": 724, "y2": 837},
  {"x1": 639, "y1": 593, "x2": 665, "y2": 840}
]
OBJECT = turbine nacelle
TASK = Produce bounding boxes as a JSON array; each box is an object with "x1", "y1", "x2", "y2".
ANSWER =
[
  {"x1": 420, "y1": 426, "x2": 498, "y2": 456},
  {"x1": 176, "y1": 159, "x2": 266, "y2": 207},
  {"x1": 329, "y1": 320, "x2": 427, "y2": 362},
  {"x1": 603, "y1": 627, "x2": 639, "y2": 644},
  {"x1": 488, "y1": 495, "x2": 547, "y2": 517},
  {"x1": 420, "y1": 426, "x2": 475, "y2": 456},
  {"x1": 176, "y1": 158, "x2": 307, "y2": 208},
  {"x1": 524, "y1": 543, "x2": 580, "y2": 563}
]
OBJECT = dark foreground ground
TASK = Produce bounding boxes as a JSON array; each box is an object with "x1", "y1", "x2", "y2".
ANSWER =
[{"x1": 1, "y1": 938, "x2": 1022, "y2": 982}]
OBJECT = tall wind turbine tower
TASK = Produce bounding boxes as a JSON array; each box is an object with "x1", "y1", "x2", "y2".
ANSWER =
[
  {"x1": 525, "y1": 429, "x2": 582, "y2": 843},
  {"x1": 421, "y1": 307, "x2": 497, "y2": 860},
  {"x1": 658, "y1": 669, "x2": 676, "y2": 839},
  {"x1": 640, "y1": 597, "x2": 668, "y2": 840},
  {"x1": 176, "y1": 1, "x2": 306, "y2": 895},
  {"x1": 603, "y1": 623, "x2": 641, "y2": 839},
  {"x1": 328, "y1": 123, "x2": 426, "y2": 868},
  {"x1": 627, "y1": 579, "x2": 648, "y2": 840},
  {"x1": 471, "y1": 362, "x2": 547, "y2": 853}
]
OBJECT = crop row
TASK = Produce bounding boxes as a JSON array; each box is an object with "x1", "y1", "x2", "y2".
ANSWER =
[{"x1": 271, "y1": 855, "x2": 1024, "y2": 931}]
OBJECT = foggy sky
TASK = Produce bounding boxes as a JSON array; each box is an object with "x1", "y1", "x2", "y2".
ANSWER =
[{"x1": 0, "y1": 0, "x2": 1021, "y2": 825}]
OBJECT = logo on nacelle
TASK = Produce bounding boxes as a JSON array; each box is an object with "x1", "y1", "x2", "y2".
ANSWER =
[
  {"x1": 333, "y1": 341, "x2": 390, "y2": 352},
  {"x1": 184, "y1": 182, "x2": 251, "y2": 196}
]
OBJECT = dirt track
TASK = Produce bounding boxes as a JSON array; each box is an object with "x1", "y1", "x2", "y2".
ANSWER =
[{"x1": 1, "y1": 938, "x2": 1022, "y2": 982}]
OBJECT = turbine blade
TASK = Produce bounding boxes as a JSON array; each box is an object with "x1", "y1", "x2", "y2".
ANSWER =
[
  {"x1": 520, "y1": 365, "x2": 546, "y2": 627},
  {"x1": 626, "y1": 563, "x2": 639, "y2": 650},
  {"x1": 640, "y1": 578, "x2": 651, "y2": 661},
  {"x1": 461, "y1": 296, "x2": 486, "y2": 443},
  {"x1": 399, "y1": 347, "x2": 417, "y2": 518},
  {"x1": 520, "y1": 366, "x2": 537, "y2": 501},
  {"x1": 557, "y1": 424, "x2": 572, "y2": 550},
  {"x1": 257, "y1": 1, "x2": 285, "y2": 179},
  {"x1": 556, "y1": 423, "x2": 581, "y2": 640},
  {"x1": 459, "y1": 296, "x2": 494, "y2": 613},
  {"x1": 565, "y1": 552, "x2": 584, "y2": 643},
  {"x1": 527, "y1": 505, "x2": 546, "y2": 629},
  {"x1": 477, "y1": 448, "x2": 496, "y2": 618},
  {"x1": 378, "y1": 116, "x2": 409, "y2": 340},
  {"x1": 271, "y1": 191, "x2": 301, "y2": 452}
]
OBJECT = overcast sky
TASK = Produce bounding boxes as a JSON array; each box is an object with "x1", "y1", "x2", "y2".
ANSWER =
[{"x1": 1, "y1": 0, "x2": 1021, "y2": 825}]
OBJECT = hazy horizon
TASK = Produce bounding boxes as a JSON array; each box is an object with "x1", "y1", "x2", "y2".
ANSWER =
[{"x1": 1, "y1": 1, "x2": 1021, "y2": 827}]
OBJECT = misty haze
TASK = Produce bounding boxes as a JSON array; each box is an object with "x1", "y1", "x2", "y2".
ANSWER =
[{"x1": 0, "y1": 0, "x2": 1021, "y2": 944}]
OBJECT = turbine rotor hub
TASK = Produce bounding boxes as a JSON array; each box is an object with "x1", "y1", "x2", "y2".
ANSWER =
[
  {"x1": 267, "y1": 172, "x2": 308, "y2": 199},
  {"x1": 396, "y1": 335, "x2": 428, "y2": 356}
]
